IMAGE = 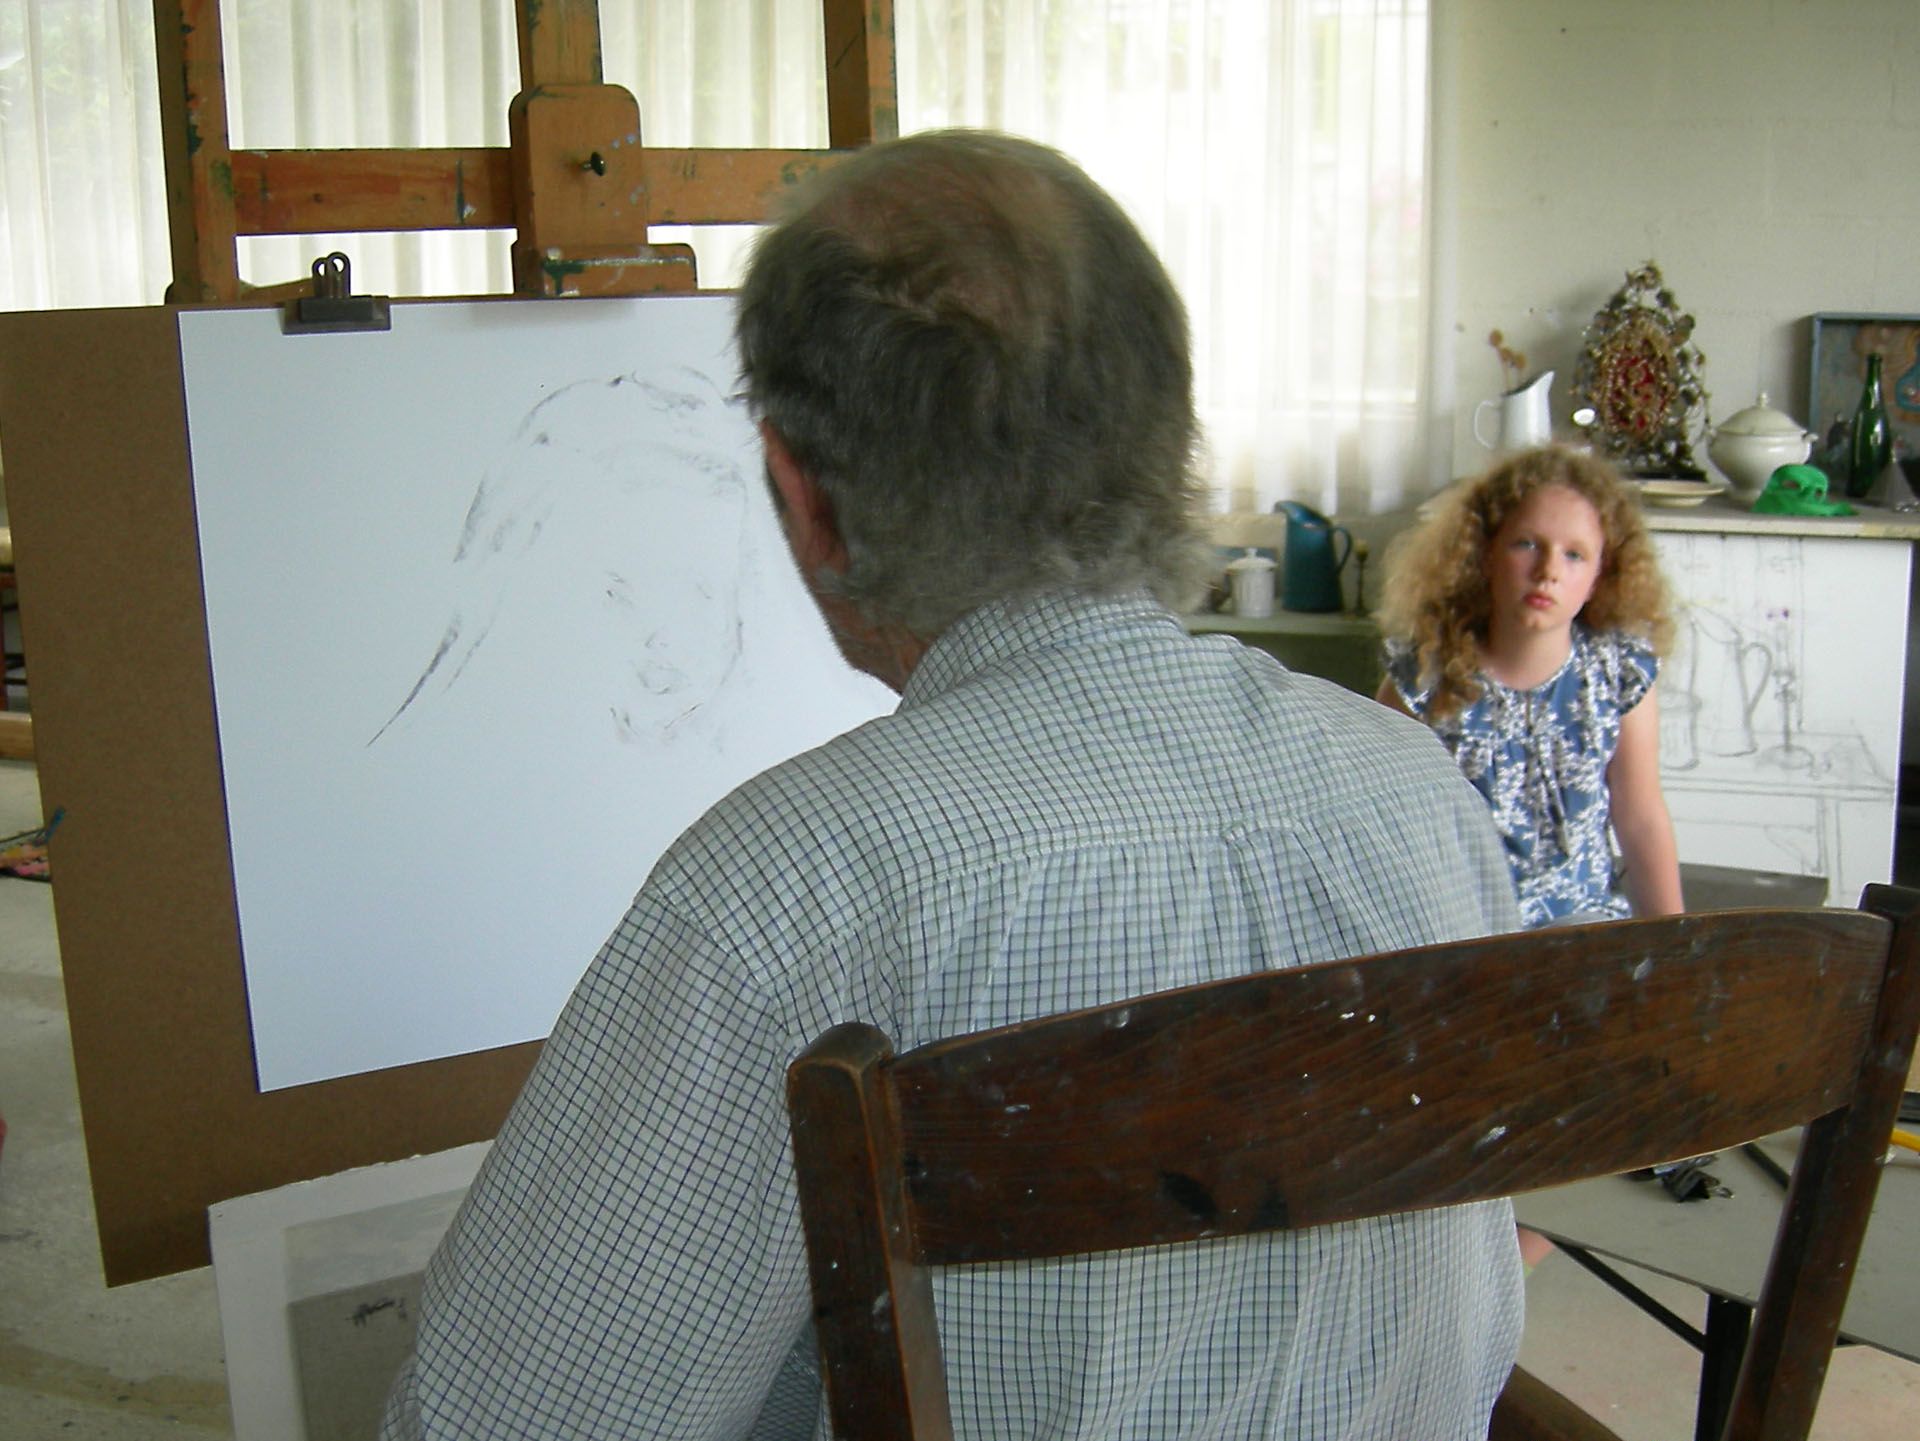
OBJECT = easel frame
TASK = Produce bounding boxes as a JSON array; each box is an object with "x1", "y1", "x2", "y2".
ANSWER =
[
  {"x1": 153, "y1": 0, "x2": 897, "y2": 301},
  {"x1": 0, "y1": 4, "x2": 900, "y2": 1286}
]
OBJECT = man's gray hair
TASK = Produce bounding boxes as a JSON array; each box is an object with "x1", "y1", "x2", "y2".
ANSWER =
[{"x1": 736, "y1": 130, "x2": 1211, "y2": 638}]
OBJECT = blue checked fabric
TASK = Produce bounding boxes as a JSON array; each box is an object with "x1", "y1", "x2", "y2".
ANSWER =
[
  {"x1": 1383, "y1": 625, "x2": 1658, "y2": 928},
  {"x1": 382, "y1": 589, "x2": 1525, "y2": 1441}
]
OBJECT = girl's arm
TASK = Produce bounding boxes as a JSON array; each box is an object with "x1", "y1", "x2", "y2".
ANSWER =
[{"x1": 1609, "y1": 686, "x2": 1684, "y2": 916}]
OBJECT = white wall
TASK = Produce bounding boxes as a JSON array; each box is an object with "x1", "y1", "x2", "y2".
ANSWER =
[
  {"x1": 1427, "y1": 0, "x2": 1920, "y2": 765},
  {"x1": 1439, "y1": 0, "x2": 1920, "y2": 482}
]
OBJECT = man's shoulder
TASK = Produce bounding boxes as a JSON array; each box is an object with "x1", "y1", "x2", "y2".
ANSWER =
[
  {"x1": 644, "y1": 711, "x2": 921, "y2": 905},
  {"x1": 1279, "y1": 666, "x2": 1464, "y2": 778},
  {"x1": 647, "y1": 622, "x2": 1487, "y2": 919}
]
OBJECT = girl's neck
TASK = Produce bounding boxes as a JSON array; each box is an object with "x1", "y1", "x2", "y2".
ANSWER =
[{"x1": 1482, "y1": 618, "x2": 1576, "y2": 691}]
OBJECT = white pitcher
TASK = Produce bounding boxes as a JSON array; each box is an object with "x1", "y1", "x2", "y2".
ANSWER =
[{"x1": 1472, "y1": 369, "x2": 1554, "y2": 452}]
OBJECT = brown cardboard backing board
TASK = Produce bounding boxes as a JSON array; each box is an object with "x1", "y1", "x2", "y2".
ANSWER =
[{"x1": 0, "y1": 305, "x2": 537, "y2": 1284}]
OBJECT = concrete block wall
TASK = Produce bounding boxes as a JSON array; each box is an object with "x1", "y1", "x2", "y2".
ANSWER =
[{"x1": 1441, "y1": 0, "x2": 1920, "y2": 482}]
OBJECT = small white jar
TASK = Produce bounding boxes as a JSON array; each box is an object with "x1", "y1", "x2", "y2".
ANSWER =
[{"x1": 1225, "y1": 548, "x2": 1277, "y2": 618}]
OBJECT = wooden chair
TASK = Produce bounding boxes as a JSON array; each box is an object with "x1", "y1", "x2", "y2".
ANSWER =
[{"x1": 786, "y1": 888, "x2": 1920, "y2": 1441}]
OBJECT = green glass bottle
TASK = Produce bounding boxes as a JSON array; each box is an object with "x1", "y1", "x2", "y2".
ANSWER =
[{"x1": 1847, "y1": 352, "x2": 1892, "y2": 498}]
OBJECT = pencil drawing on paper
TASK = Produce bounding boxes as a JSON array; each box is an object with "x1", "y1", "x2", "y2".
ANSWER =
[
  {"x1": 370, "y1": 368, "x2": 752, "y2": 748},
  {"x1": 1660, "y1": 538, "x2": 1888, "y2": 787},
  {"x1": 178, "y1": 298, "x2": 901, "y2": 1090},
  {"x1": 1656, "y1": 531, "x2": 1897, "y2": 898},
  {"x1": 1663, "y1": 605, "x2": 1772, "y2": 769}
]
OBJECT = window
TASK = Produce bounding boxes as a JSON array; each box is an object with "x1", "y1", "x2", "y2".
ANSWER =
[{"x1": 0, "y1": 1, "x2": 1432, "y2": 511}]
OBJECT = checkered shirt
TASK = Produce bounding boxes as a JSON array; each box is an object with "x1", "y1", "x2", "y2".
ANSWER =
[{"x1": 381, "y1": 589, "x2": 1525, "y2": 1440}]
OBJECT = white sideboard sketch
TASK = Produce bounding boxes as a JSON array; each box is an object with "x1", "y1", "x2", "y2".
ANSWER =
[{"x1": 1647, "y1": 504, "x2": 1920, "y2": 907}]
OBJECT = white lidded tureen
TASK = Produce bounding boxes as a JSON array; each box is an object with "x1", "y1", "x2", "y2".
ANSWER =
[{"x1": 1707, "y1": 393, "x2": 1816, "y2": 504}]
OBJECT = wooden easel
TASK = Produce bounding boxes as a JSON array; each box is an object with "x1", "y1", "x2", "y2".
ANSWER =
[
  {"x1": 152, "y1": 0, "x2": 897, "y2": 301},
  {"x1": 0, "y1": 2, "x2": 898, "y2": 1284}
]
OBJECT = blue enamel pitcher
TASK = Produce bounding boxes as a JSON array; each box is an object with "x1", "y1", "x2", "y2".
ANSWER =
[{"x1": 1276, "y1": 501, "x2": 1352, "y2": 613}]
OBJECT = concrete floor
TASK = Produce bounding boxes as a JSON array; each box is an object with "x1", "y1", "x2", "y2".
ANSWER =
[
  {"x1": 0, "y1": 758, "x2": 229, "y2": 1436},
  {"x1": 1, "y1": 751, "x2": 1917, "y2": 1438}
]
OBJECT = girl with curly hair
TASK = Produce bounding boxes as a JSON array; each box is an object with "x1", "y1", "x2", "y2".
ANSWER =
[{"x1": 1375, "y1": 446, "x2": 1682, "y2": 928}]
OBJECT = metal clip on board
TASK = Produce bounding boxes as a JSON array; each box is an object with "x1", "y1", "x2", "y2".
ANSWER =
[{"x1": 281, "y1": 253, "x2": 392, "y2": 336}]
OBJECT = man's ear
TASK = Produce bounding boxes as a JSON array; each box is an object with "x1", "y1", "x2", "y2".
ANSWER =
[{"x1": 761, "y1": 422, "x2": 850, "y2": 575}]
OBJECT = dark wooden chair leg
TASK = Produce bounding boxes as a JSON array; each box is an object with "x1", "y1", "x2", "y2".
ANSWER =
[{"x1": 1694, "y1": 1296, "x2": 1751, "y2": 1441}]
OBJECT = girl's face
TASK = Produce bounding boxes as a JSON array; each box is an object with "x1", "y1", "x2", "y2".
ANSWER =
[{"x1": 1485, "y1": 483, "x2": 1605, "y2": 638}]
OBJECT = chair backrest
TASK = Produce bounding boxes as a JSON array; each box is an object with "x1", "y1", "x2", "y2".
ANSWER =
[{"x1": 786, "y1": 889, "x2": 1920, "y2": 1441}]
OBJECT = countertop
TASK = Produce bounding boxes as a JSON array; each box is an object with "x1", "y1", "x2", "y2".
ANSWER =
[
  {"x1": 1182, "y1": 609, "x2": 1378, "y2": 635},
  {"x1": 1638, "y1": 492, "x2": 1920, "y2": 540}
]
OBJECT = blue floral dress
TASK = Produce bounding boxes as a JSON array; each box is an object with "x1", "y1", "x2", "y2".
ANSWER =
[{"x1": 1383, "y1": 625, "x2": 1658, "y2": 928}]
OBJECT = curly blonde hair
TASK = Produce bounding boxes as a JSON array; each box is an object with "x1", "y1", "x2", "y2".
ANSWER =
[{"x1": 1377, "y1": 446, "x2": 1674, "y2": 722}]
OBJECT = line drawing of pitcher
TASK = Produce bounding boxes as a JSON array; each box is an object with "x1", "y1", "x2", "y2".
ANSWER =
[
  {"x1": 1661, "y1": 687, "x2": 1701, "y2": 770},
  {"x1": 1685, "y1": 610, "x2": 1773, "y2": 758}
]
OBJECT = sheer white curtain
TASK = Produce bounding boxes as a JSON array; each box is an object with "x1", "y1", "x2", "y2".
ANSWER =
[
  {"x1": 0, "y1": 2, "x2": 171, "y2": 310},
  {"x1": 0, "y1": 0, "x2": 1432, "y2": 512},
  {"x1": 0, "y1": 1, "x2": 829, "y2": 307},
  {"x1": 230, "y1": 1, "x2": 838, "y2": 297},
  {"x1": 898, "y1": 2, "x2": 1432, "y2": 513},
  {"x1": 223, "y1": 0, "x2": 521, "y2": 297}
]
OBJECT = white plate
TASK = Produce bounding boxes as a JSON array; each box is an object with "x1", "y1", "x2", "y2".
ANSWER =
[{"x1": 1634, "y1": 478, "x2": 1727, "y2": 508}]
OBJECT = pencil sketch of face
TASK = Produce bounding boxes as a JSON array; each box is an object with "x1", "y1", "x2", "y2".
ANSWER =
[{"x1": 371, "y1": 369, "x2": 751, "y2": 747}]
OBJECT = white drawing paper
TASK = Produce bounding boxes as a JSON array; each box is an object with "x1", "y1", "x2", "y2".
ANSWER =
[
  {"x1": 181, "y1": 297, "x2": 893, "y2": 1090},
  {"x1": 1654, "y1": 530, "x2": 1906, "y2": 904}
]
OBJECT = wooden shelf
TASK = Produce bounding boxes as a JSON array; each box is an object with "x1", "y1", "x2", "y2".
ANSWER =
[{"x1": 1184, "y1": 610, "x2": 1379, "y2": 637}]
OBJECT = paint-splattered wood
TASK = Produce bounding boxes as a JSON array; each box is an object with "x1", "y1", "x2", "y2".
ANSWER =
[
  {"x1": 505, "y1": 81, "x2": 699, "y2": 296},
  {"x1": 154, "y1": 0, "x2": 239, "y2": 301},
  {"x1": 154, "y1": 0, "x2": 898, "y2": 300},
  {"x1": 824, "y1": 0, "x2": 900, "y2": 147},
  {"x1": 509, "y1": 84, "x2": 650, "y2": 250},
  {"x1": 516, "y1": 0, "x2": 606, "y2": 88},
  {"x1": 229, "y1": 147, "x2": 836, "y2": 236},
  {"x1": 229, "y1": 149, "x2": 514, "y2": 235},
  {"x1": 511, "y1": 241, "x2": 698, "y2": 298},
  {"x1": 789, "y1": 898, "x2": 1920, "y2": 1441},
  {"x1": 866, "y1": 911, "x2": 1889, "y2": 1262}
]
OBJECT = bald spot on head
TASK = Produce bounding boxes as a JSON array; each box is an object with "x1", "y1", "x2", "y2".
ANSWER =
[{"x1": 793, "y1": 132, "x2": 1089, "y2": 359}]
